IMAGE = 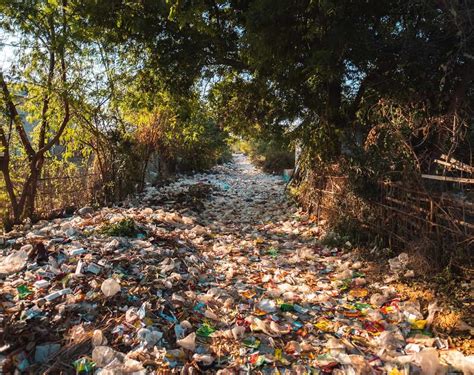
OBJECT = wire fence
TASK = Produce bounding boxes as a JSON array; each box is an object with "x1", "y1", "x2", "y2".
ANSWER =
[
  {"x1": 373, "y1": 181, "x2": 473, "y2": 263},
  {"x1": 1, "y1": 169, "x2": 101, "y2": 225},
  {"x1": 34, "y1": 171, "x2": 101, "y2": 218},
  {"x1": 305, "y1": 171, "x2": 473, "y2": 268}
]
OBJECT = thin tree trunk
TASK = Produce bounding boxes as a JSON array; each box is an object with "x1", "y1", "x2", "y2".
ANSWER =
[
  {"x1": 0, "y1": 115, "x2": 19, "y2": 222},
  {"x1": 23, "y1": 157, "x2": 44, "y2": 220},
  {"x1": 13, "y1": 155, "x2": 43, "y2": 221},
  {"x1": 0, "y1": 158, "x2": 20, "y2": 221}
]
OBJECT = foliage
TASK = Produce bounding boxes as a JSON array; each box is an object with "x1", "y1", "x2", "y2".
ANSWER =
[
  {"x1": 146, "y1": 0, "x2": 473, "y2": 171},
  {"x1": 99, "y1": 218, "x2": 139, "y2": 237},
  {"x1": 0, "y1": 0, "x2": 75, "y2": 225},
  {"x1": 122, "y1": 85, "x2": 231, "y2": 174},
  {"x1": 209, "y1": 74, "x2": 294, "y2": 173},
  {"x1": 0, "y1": 0, "x2": 231, "y2": 228}
]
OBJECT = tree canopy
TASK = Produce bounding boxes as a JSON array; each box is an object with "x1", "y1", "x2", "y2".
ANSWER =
[{"x1": 1, "y1": 0, "x2": 473, "y2": 233}]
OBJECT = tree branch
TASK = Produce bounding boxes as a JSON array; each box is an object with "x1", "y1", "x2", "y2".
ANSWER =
[
  {"x1": 38, "y1": 0, "x2": 70, "y2": 155},
  {"x1": 38, "y1": 15, "x2": 57, "y2": 150},
  {"x1": 0, "y1": 71, "x2": 36, "y2": 158}
]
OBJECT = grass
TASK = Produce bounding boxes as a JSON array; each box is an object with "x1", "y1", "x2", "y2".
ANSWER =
[{"x1": 99, "y1": 218, "x2": 140, "y2": 237}]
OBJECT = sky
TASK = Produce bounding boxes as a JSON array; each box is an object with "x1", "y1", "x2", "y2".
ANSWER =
[{"x1": 0, "y1": 31, "x2": 19, "y2": 71}]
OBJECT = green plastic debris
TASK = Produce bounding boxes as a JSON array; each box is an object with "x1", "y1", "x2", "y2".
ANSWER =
[
  {"x1": 339, "y1": 279, "x2": 351, "y2": 291},
  {"x1": 279, "y1": 303, "x2": 295, "y2": 312},
  {"x1": 17, "y1": 285, "x2": 32, "y2": 299},
  {"x1": 354, "y1": 302, "x2": 371, "y2": 311},
  {"x1": 408, "y1": 329, "x2": 433, "y2": 337},
  {"x1": 255, "y1": 355, "x2": 266, "y2": 366},
  {"x1": 73, "y1": 357, "x2": 96, "y2": 374},
  {"x1": 243, "y1": 337, "x2": 261, "y2": 349},
  {"x1": 267, "y1": 248, "x2": 279, "y2": 257},
  {"x1": 61, "y1": 274, "x2": 73, "y2": 289},
  {"x1": 196, "y1": 322, "x2": 216, "y2": 337}
]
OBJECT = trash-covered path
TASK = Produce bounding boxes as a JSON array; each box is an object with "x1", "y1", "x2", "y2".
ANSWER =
[{"x1": 1, "y1": 154, "x2": 473, "y2": 374}]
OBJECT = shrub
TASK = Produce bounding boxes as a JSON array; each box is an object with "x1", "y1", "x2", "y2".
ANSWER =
[{"x1": 99, "y1": 218, "x2": 140, "y2": 237}]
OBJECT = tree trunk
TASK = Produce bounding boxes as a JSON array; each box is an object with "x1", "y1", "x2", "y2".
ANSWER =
[
  {"x1": 0, "y1": 155, "x2": 20, "y2": 222},
  {"x1": 323, "y1": 76, "x2": 343, "y2": 158},
  {"x1": 14, "y1": 156, "x2": 44, "y2": 222},
  {"x1": 23, "y1": 161, "x2": 43, "y2": 221},
  {"x1": 327, "y1": 77, "x2": 343, "y2": 128}
]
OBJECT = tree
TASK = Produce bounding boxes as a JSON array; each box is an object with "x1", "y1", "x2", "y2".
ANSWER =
[{"x1": 0, "y1": 0, "x2": 71, "y2": 223}]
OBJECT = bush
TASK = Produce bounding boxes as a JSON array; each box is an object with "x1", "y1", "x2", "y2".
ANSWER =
[{"x1": 99, "y1": 218, "x2": 140, "y2": 237}]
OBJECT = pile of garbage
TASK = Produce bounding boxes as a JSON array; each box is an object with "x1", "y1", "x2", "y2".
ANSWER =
[{"x1": 0, "y1": 154, "x2": 473, "y2": 374}]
